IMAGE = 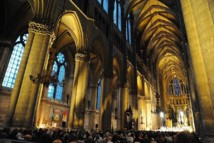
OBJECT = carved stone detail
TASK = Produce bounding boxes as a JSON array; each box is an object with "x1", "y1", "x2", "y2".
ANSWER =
[
  {"x1": 49, "y1": 32, "x2": 56, "y2": 48},
  {"x1": 75, "y1": 53, "x2": 90, "y2": 62},
  {"x1": 28, "y1": 21, "x2": 52, "y2": 35}
]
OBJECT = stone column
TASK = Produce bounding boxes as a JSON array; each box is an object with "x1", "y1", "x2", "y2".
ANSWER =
[
  {"x1": 4, "y1": 27, "x2": 35, "y2": 127},
  {"x1": 87, "y1": 85, "x2": 98, "y2": 130},
  {"x1": 116, "y1": 86, "x2": 121, "y2": 129},
  {"x1": 11, "y1": 21, "x2": 54, "y2": 127},
  {"x1": 0, "y1": 42, "x2": 12, "y2": 84},
  {"x1": 69, "y1": 53, "x2": 89, "y2": 128},
  {"x1": 180, "y1": 0, "x2": 214, "y2": 141},
  {"x1": 99, "y1": 76, "x2": 113, "y2": 131},
  {"x1": 130, "y1": 89, "x2": 138, "y2": 130},
  {"x1": 145, "y1": 99, "x2": 151, "y2": 130},
  {"x1": 119, "y1": 83, "x2": 129, "y2": 129}
]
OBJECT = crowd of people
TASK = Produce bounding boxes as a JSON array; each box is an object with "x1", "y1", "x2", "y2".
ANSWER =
[{"x1": 0, "y1": 128, "x2": 202, "y2": 143}]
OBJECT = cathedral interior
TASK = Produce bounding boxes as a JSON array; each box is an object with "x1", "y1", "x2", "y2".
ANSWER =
[{"x1": 0, "y1": 0, "x2": 214, "y2": 142}]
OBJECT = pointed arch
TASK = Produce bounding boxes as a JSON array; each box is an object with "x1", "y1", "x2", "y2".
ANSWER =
[{"x1": 55, "y1": 11, "x2": 85, "y2": 51}]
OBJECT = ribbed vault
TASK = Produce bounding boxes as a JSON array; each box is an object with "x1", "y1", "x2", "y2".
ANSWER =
[{"x1": 127, "y1": 0, "x2": 186, "y2": 95}]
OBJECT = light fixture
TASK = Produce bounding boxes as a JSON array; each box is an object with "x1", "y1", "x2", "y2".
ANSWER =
[
  {"x1": 29, "y1": 70, "x2": 58, "y2": 86},
  {"x1": 29, "y1": 0, "x2": 66, "y2": 87},
  {"x1": 160, "y1": 111, "x2": 164, "y2": 118}
]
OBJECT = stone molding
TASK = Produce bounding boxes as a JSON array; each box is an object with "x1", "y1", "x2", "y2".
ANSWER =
[
  {"x1": 28, "y1": 21, "x2": 52, "y2": 35},
  {"x1": 0, "y1": 41, "x2": 12, "y2": 47},
  {"x1": 75, "y1": 53, "x2": 90, "y2": 62}
]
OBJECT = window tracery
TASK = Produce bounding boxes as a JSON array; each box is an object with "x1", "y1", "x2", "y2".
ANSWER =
[
  {"x1": 47, "y1": 52, "x2": 66, "y2": 100},
  {"x1": 97, "y1": 0, "x2": 109, "y2": 13},
  {"x1": 113, "y1": 0, "x2": 122, "y2": 31},
  {"x1": 2, "y1": 33, "x2": 28, "y2": 88},
  {"x1": 96, "y1": 79, "x2": 101, "y2": 110}
]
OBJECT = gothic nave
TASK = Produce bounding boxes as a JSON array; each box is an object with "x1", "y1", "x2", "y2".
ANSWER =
[{"x1": 0, "y1": 0, "x2": 214, "y2": 142}]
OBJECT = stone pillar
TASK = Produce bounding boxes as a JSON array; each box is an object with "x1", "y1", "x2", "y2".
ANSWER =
[
  {"x1": 119, "y1": 83, "x2": 129, "y2": 129},
  {"x1": 69, "y1": 53, "x2": 89, "y2": 128},
  {"x1": 116, "y1": 86, "x2": 121, "y2": 129},
  {"x1": 4, "y1": 27, "x2": 36, "y2": 127},
  {"x1": 0, "y1": 42, "x2": 12, "y2": 84},
  {"x1": 10, "y1": 21, "x2": 54, "y2": 127},
  {"x1": 99, "y1": 76, "x2": 113, "y2": 131},
  {"x1": 180, "y1": 0, "x2": 214, "y2": 141},
  {"x1": 88, "y1": 85, "x2": 98, "y2": 130},
  {"x1": 130, "y1": 89, "x2": 138, "y2": 130},
  {"x1": 145, "y1": 99, "x2": 151, "y2": 130}
]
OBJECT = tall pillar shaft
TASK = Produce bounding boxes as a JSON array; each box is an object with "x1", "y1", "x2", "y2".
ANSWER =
[
  {"x1": 11, "y1": 21, "x2": 53, "y2": 127},
  {"x1": 120, "y1": 84, "x2": 129, "y2": 129},
  {"x1": 0, "y1": 42, "x2": 11, "y2": 83},
  {"x1": 145, "y1": 100, "x2": 151, "y2": 130},
  {"x1": 70, "y1": 53, "x2": 89, "y2": 128},
  {"x1": 100, "y1": 77, "x2": 113, "y2": 131},
  {"x1": 131, "y1": 91, "x2": 138, "y2": 130},
  {"x1": 88, "y1": 85, "x2": 98, "y2": 129},
  {"x1": 181, "y1": 0, "x2": 214, "y2": 139},
  {"x1": 5, "y1": 31, "x2": 35, "y2": 127}
]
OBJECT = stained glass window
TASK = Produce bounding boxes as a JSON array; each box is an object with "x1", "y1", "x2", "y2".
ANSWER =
[
  {"x1": 2, "y1": 33, "x2": 28, "y2": 88},
  {"x1": 113, "y1": 0, "x2": 122, "y2": 31},
  {"x1": 96, "y1": 79, "x2": 101, "y2": 110},
  {"x1": 126, "y1": 14, "x2": 132, "y2": 44},
  {"x1": 47, "y1": 83, "x2": 55, "y2": 98},
  {"x1": 97, "y1": 0, "x2": 108, "y2": 13},
  {"x1": 57, "y1": 53, "x2": 65, "y2": 64},
  {"x1": 47, "y1": 52, "x2": 66, "y2": 100},
  {"x1": 173, "y1": 78, "x2": 180, "y2": 96}
]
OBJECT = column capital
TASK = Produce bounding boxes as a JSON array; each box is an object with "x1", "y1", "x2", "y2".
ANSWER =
[
  {"x1": 0, "y1": 41, "x2": 12, "y2": 47},
  {"x1": 75, "y1": 52, "x2": 90, "y2": 62},
  {"x1": 28, "y1": 21, "x2": 53, "y2": 35}
]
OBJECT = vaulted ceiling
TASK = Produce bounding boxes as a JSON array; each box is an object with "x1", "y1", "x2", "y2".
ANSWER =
[{"x1": 127, "y1": 0, "x2": 187, "y2": 85}]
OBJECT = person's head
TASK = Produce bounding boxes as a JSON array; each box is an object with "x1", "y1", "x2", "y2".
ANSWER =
[
  {"x1": 175, "y1": 131, "x2": 197, "y2": 143},
  {"x1": 175, "y1": 131, "x2": 191, "y2": 143},
  {"x1": 52, "y1": 139, "x2": 62, "y2": 143}
]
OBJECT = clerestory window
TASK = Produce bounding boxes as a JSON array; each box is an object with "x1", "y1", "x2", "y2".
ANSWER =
[
  {"x1": 98, "y1": 0, "x2": 109, "y2": 13},
  {"x1": 126, "y1": 14, "x2": 132, "y2": 44},
  {"x1": 47, "y1": 52, "x2": 66, "y2": 100},
  {"x1": 2, "y1": 33, "x2": 28, "y2": 88},
  {"x1": 96, "y1": 79, "x2": 101, "y2": 110},
  {"x1": 113, "y1": 0, "x2": 122, "y2": 31}
]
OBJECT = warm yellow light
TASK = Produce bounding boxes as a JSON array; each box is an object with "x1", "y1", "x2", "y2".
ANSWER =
[
  {"x1": 38, "y1": 124, "x2": 46, "y2": 128},
  {"x1": 160, "y1": 112, "x2": 164, "y2": 118}
]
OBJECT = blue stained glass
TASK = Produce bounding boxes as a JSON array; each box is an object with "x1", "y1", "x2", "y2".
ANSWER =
[
  {"x1": 58, "y1": 66, "x2": 65, "y2": 81},
  {"x1": 126, "y1": 15, "x2": 132, "y2": 44},
  {"x1": 57, "y1": 53, "x2": 65, "y2": 63},
  {"x1": 103, "y1": 0, "x2": 108, "y2": 13},
  {"x1": 174, "y1": 78, "x2": 180, "y2": 95},
  {"x1": 56, "y1": 85, "x2": 63, "y2": 100},
  {"x1": 113, "y1": 0, "x2": 122, "y2": 31},
  {"x1": 98, "y1": 0, "x2": 101, "y2": 4},
  {"x1": 48, "y1": 52, "x2": 66, "y2": 101},
  {"x1": 113, "y1": 0, "x2": 117, "y2": 25},
  {"x1": 47, "y1": 83, "x2": 55, "y2": 98},
  {"x1": 2, "y1": 33, "x2": 28, "y2": 88},
  {"x1": 16, "y1": 37, "x2": 20, "y2": 42},
  {"x1": 23, "y1": 33, "x2": 28, "y2": 43},
  {"x1": 96, "y1": 79, "x2": 101, "y2": 110},
  {"x1": 52, "y1": 61, "x2": 58, "y2": 74},
  {"x1": 55, "y1": 66, "x2": 65, "y2": 100},
  {"x1": 118, "y1": 3, "x2": 122, "y2": 31}
]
